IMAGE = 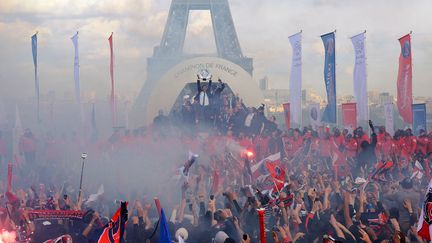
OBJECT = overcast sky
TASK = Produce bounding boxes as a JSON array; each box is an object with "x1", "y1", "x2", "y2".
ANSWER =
[{"x1": 0, "y1": 0, "x2": 431, "y2": 101}]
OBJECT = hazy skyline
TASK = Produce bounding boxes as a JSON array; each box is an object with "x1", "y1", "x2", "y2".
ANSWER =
[{"x1": 0, "y1": 0, "x2": 431, "y2": 101}]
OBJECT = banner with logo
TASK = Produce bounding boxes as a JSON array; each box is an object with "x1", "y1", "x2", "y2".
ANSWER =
[
  {"x1": 384, "y1": 103, "x2": 395, "y2": 136},
  {"x1": 288, "y1": 31, "x2": 302, "y2": 127},
  {"x1": 412, "y1": 103, "x2": 427, "y2": 134},
  {"x1": 308, "y1": 103, "x2": 321, "y2": 129},
  {"x1": 321, "y1": 32, "x2": 337, "y2": 124},
  {"x1": 282, "y1": 103, "x2": 290, "y2": 130},
  {"x1": 342, "y1": 103, "x2": 357, "y2": 130},
  {"x1": 396, "y1": 33, "x2": 413, "y2": 124},
  {"x1": 28, "y1": 210, "x2": 85, "y2": 221},
  {"x1": 350, "y1": 32, "x2": 368, "y2": 123}
]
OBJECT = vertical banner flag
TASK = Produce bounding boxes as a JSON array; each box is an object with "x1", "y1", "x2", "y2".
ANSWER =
[
  {"x1": 396, "y1": 33, "x2": 413, "y2": 124},
  {"x1": 282, "y1": 103, "x2": 290, "y2": 130},
  {"x1": 31, "y1": 32, "x2": 40, "y2": 121},
  {"x1": 288, "y1": 31, "x2": 302, "y2": 126},
  {"x1": 384, "y1": 103, "x2": 395, "y2": 136},
  {"x1": 321, "y1": 32, "x2": 337, "y2": 123},
  {"x1": 159, "y1": 208, "x2": 172, "y2": 243},
  {"x1": 71, "y1": 32, "x2": 80, "y2": 104},
  {"x1": 342, "y1": 103, "x2": 357, "y2": 130},
  {"x1": 308, "y1": 103, "x2": 321, "y2": 129},
  {"x1": 108, "y1": 32, "x2": 116, "y2": 126},
  {"x1": 412, "y1": 103, "x2": 427, "y2": 134},
  {"x1": 350, "y1": 31, "x2": 368, "y2": 123}
]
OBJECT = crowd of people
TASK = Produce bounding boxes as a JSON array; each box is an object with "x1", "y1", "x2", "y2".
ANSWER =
[{"x1": 0, "y1": 77, "x2": 431, "y2": 242}]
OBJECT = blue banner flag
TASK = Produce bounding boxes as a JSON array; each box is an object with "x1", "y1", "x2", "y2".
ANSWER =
[
  {"x1": 159, "y1": 208, "x2": 172, "y2": 243},
  {"x1": 31, "y1": 33, "x2": 40, "y2": 121},
  {"x1": 412, "y1": 103, "x2": 427, "y2": 134},
  {"x1": 321, "y1": 32, "x2": 337, "y2": 124}
]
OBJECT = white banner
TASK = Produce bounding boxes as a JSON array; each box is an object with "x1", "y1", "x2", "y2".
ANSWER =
[
  {"x1": 350, "y1": 32, "x2": 368, "y2": 123},
  {"x1": 71, "y1": 32, "x2": 80, "y2": 104},
  {"x1": 308, "y1": 103, "x2": 321, "y2": 129},
  {"x1": 384, "y1": 103, "x2": 394, "y2": 136},
  {"x1": 288, "y1": 32, "x2": 302, "y2": 127}
]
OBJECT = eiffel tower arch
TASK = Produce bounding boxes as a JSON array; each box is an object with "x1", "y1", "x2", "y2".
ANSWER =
[{"x1": 132, "y1": 0, "x2": 259, "y2": 126}]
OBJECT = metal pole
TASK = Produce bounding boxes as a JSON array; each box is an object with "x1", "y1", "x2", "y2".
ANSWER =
[{"x1": 78, "y1": 156, "x2": 85, "y2": 201}]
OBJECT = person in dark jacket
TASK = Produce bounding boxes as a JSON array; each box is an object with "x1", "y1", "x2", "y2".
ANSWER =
[{"x1": 356, "y1": 120, "x2": 378, "y2": 176}]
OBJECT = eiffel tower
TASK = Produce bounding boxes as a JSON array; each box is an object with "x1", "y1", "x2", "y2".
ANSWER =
[{"x1": 133, "y1": 0, "x2": 253, "y2": 123}]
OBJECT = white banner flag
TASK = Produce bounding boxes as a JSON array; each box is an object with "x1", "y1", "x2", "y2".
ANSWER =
[
  {"x1": 384, "y1": 103, "x2": 394, "y2": 136},
  {"x1": 350, "y1": 32, "x2": 368, "y2": 123},
  {"x1": 288, "y1": 31, "x2": 302, "y2": 127},
  {"x1": 308, "y1": 103, "x2": 321, "y2": 129},
  {"x1": 71, "y1": 32, "x2": 80, "y2": 104}
]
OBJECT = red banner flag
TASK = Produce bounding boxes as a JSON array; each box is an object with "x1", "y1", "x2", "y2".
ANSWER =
[
  {"x1": 108, "y1": 32, "x2": 116, "y2": 126},
  {"x1": 282, "y1": 103, "x2": 290, "y2": 130},
  {"x1": 98, "y1": 201, "x2": 128, "y2": 243},
  {"x1": 342, "y1": 103, "x2": 357, "y2": 130},
  {"x1": 7, "y1": 163, "x2": 12, "y2": 192},
  {"x1": 396, "y1": 34, "x2": 413, "y2": 124}
]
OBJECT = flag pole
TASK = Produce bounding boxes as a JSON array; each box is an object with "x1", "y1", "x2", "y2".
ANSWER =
[{"x1": 78, "y1": 153, "x2": 87, "y2": 201}]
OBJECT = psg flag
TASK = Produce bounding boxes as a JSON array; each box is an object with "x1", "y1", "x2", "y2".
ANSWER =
[
  {"x1": 396, "y1": 33, "x2": 413, "y2": 124},
  {"x1": 321, "y1": 32, "x2": 337, "y2": 124},
  {"x1": 417, "y1": 179, "x2": 432, "y2": 241},
  {"x1": 98, "y1": 201, "x2": 128, "y2": 243}
]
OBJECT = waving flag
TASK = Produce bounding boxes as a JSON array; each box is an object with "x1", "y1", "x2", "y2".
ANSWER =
[
  {"x1": 31, "y1": 32, "x2": 40, "y2": 121},
  {"x1": 396, "y1": 33, "x2": 413, "y2": 124},
  {"x1": 321, "y1": 32, "x2": 337, "y2": 124},
  {"x1": 251, "y1": 153, "x2": 283, "y2": 191},
  {"x1": 98, "y1": 201, "x2": 128, "y2": 243},
  {"x1": 350, "y1": 31, "x2": 368, "y2": 124},
  {"x1": 417, "y1": 179, "x2": 432, "y2": 241},
  {"x1": 288, "y1": 31, "x2": 302, "y2": 127},
  {"x1": 251, "y1": 152, "x2": 281, "y2": 180},
  {"x1": 159, "y1": 208, "x2": 172, "y2": 243},
  {"x1": 265, "y1": 158, "x2": 285, "y2": 191}
]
